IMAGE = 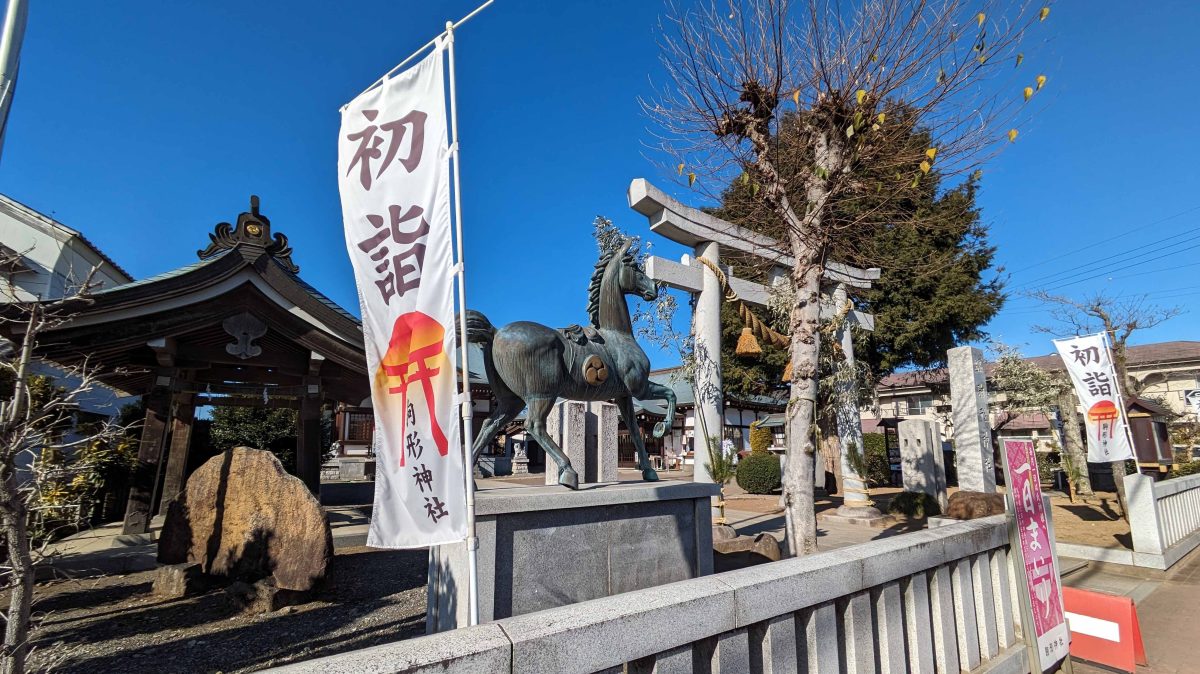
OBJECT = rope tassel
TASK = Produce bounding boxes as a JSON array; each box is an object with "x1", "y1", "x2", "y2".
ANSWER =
[{"x1": 736, "y1": 327, "x2": 762, "y2": 356}]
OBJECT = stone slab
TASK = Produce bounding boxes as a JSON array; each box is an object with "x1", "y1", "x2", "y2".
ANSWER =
[
  {"x1": 948, "y1": 346, "x2": 997, "y2": 493},
  {"x1": 267, "y1": 623, "x2": 513, "y2": 674},
  {"x1": 544, "y1": 400, "x2": 619, "y2": 486},
  {"x1": 899, "y1": 418, "x2": 948, "y2": 511}
]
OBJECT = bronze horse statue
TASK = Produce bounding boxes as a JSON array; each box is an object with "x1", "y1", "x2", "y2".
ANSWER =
[{"x1": 464, "y1": 239, "x2": 677, "y2": 489}]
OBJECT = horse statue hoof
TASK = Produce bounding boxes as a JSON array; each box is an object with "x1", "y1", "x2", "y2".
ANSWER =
[
  {"x1": 559, "y1": 467, "x2": 580, "y2": 490},
  {"x1": 642, "y1": 467, "x2": 660, "y2": 482},
  {"x1": 653, "y1": 421, "x2": 666, "y2": 438}
]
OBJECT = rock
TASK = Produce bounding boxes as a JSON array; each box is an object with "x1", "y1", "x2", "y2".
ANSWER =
[
  {"x1": 713, "y1": 532, "x2": 783, "y2": 572},
  {"x1": 945, "y1": 490, "x2": 1006, "y2": 520},
  {"x1": 158, "y1": 447, "x2": 333, "y2": 591},
  {"x1": 152, "y1": 562, "x2": 208, "y2": 599},
  {"x1": 711, "y1": 524, "x2": 739, "y2": 542},
  {"x1": 225, "y1": 578, "x2": 310, "y2": 615}
]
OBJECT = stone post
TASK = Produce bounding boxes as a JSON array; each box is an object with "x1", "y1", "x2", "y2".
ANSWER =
[
  {"x1": 691, "y1": 240, "x2": 722, "y2": 485},
  {"x1": 948, "y1": 346, "x2": 996, "y2": 492},
  {"x1": 898, "y1": 418, "x2": 948, "y2": 511},
  {"x1": 157, "y1": 392, "x2": 195, "y2": 516},
  {"x1": 1124, "y1": 473, "x2": 1164, "y2": 556},
  {"x1": 544, "y1": 400, "x2": 618, "y2": 486},
  {"x1": 123, "y1": 369, "x2": 175, "y2": 535}
]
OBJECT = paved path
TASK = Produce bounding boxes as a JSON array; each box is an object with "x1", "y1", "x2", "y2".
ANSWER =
[{"x1": 1067, "y1": 550, "x2": 1200, "y2": 674}]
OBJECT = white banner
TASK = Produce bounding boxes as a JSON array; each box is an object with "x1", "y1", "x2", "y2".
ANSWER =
[
  {"x1": 1053, "y1": 333, "x2": 1135, "y2": 463},
  {"x1": 338, "y1": 39, "x2": 465, "y2": 548}
]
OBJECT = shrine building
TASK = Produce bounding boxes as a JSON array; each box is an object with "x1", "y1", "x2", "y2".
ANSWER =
[{"x1": 17, "y1": 197, "x2": 369, "y2": 535}]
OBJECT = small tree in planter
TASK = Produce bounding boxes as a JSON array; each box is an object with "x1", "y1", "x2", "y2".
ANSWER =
[{"x1": 706, "y1": 437, "x2": 739, "y2": 524}]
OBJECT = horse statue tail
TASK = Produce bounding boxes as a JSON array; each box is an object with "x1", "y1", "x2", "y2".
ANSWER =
[{"x1": 461, "y1": 309, "x2": 496, "y2": 345}]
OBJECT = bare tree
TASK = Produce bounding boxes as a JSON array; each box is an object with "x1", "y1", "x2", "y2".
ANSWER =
[
  {"x1": 0, "y1": 257, "x2": 130, "y2": 674},
  {"x1": 647, "y1": 0, "x2": 1049, "y2": 554},
  {"x1": 1031, "y1": 290, "x2": 1181, "y2": 517}
]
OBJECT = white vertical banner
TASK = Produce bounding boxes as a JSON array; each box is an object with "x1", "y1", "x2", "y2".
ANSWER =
[
  {"x1": 338, "y1": 39, "x2": 466, "y2": 548},
  {"x1": 1053, "y1": 332, "x2": 1135, "y2": 463}
]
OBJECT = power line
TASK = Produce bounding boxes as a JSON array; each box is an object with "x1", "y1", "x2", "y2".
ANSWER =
[
  {"x1": 1012, "y1": 229, "x2": 1199, "y2": 291},
  {"x1": 1006, "y1": 204, "x2": 1200, "y2": 275},
  {"x1": 1035, "y1": 246, "x2": 1200, "y2": 292}
]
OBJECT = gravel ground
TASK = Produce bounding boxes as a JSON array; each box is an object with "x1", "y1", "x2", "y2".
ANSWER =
[{"x1": 25, "y1": 546, "x2": 428, "y2": 673}]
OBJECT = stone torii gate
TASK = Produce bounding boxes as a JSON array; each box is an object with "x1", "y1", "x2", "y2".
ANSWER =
[{"x1": 628, "y1": 178, "x2": 888, "y2": 523}]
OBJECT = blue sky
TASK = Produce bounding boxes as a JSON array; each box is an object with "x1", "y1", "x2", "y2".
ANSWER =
[{"x1": 1, "y1": 1, "x2": 1197, "y2": 369}]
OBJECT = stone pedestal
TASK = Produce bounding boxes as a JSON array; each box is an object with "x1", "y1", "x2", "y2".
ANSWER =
[
  {"x1": 898, "y1": 419, "x2": 948, "y2": 512},
  {"x1": 948, "y1": 346, "x2": 997, "y2": 492},
  {"x1": 427, "y1": 480, "x2": 719, "y2": 632},
  {"x1": 544, "y1": 400, "x2": 618, "y2": 486}
]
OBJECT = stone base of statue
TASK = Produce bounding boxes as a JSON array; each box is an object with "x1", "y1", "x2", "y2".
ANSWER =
[
  {"x1": 426, "y1": 480, "x2": 718, "y2": 633},
  {"x1": 818, "y1": 503, "x2": 896, "y2": 528}
]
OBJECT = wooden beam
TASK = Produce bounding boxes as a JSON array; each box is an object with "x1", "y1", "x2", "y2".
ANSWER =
[{"x1": 147, "y1": 337, "x2": 176, "y2": 368}]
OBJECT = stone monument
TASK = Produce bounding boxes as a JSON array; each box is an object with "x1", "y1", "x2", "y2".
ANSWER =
[
  {"x1": 948, "y1": 346, "x2": 997, "y2": 492},
  {"x1": 543, "y1": 399, "x2": 619, "y2": 486},
  {"x1": 898, "y1": 418, "x2": 948, "y2": 511}
]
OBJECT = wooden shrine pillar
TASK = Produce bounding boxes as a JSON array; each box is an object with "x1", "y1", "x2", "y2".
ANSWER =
[
  {"x1": 122, "y1": 369, "x2": 176, "y2": 535},
  {"x1": 296, "y1": 375, "x2": 323, "y2": 494},
  {"x1": 157, "y1": 392, "x2": 195, "y2": 516}
]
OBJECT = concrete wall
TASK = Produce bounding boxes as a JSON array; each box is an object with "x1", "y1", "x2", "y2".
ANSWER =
[{"x1": 273, "y1": 516, "x2": 1029, "y2": 674}]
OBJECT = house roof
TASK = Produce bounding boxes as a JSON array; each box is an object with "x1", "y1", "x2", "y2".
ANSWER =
[
  {"x1": 0, "y1": 193, "x2": 135, "y2": 283},
  {"x1": 10, "y1": 199, "x2": 368, "y2": 401},
  {"x1": 876, "y1": 340, "x2": 1200, "y2": 390}
]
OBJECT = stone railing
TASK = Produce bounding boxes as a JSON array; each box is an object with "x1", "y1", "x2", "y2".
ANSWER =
[
  {"x1": 271, "y1": 516, "x2": 1030, "y2": 673},
  {"x1": 1126, "y1": 472, "x2": 1200, "y2": 569}
]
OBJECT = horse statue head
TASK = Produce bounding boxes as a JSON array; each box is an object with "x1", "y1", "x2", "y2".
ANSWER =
[{"x1": 613, "y1": 239, "x2": 658, "y2": 303}]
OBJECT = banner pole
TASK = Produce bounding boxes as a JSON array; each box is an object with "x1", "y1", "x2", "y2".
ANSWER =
[{"x1": 445, "y1": 19, "x2": 480, "y2": 628}]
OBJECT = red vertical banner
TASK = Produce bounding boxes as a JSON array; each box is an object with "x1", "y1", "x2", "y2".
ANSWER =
[{"x1": 1002, "y1": 438, "x2": 1071, "y2": 670}]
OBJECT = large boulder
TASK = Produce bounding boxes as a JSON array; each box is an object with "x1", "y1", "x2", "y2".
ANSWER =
[
  {"x1": 158, "y1": 447, "x2": 333, "y2": 591},
  {"x1": 945, "y1": 490, "x2": 1006, "y2": 520}
]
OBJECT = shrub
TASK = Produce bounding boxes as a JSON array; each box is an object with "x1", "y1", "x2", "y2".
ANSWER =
[
  {"x1": 860, "y1": 433, "x2": 892, "y2": 487},
  {"x1": 1173, "y1": 461, "x2": 1200, "y2": 478},
  {"x1": 1035, "y1": 450, "x2": 1059, "y2": 485},
  {"x1": 886, "y1": 491, "x2": 942, "y2": 518},
  {"x1": 736, "y1": 451, "x2": 782, "y2": 494}
]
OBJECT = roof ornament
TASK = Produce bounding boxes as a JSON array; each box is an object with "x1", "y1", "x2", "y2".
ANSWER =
[{"x1": 198, "y1": 195, "x2": 300, "y2": 273}]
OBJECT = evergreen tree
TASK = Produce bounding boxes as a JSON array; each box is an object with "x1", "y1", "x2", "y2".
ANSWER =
[{"x1": 713, "y1": 111, "x2": 1004, "y2": 398}]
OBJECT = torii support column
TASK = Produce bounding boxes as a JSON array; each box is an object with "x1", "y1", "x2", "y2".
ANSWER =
[
  {"x1": 157, "y1": 392, "x2": 195, "y2": 516},
  {"x1": 123, "y1": 369, "x2": 176, "y2": 535}
]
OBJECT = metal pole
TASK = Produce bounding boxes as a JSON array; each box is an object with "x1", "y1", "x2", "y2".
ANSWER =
[
  {"x1": 0, "y1": 0, "x2": 29, "y2": 158},
  {"x1": 348, "y1": 0, "x2": 493, "y2": 103},
  {"x1": 445, "y1": 18, "x2": 481, "y2": 628}
]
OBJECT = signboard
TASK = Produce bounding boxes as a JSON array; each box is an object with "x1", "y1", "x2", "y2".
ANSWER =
[
  {"x1": 1184, "y1": 389, "x2": 1200, "y2": 415},
  {"x1": 1053, "y1": 333, "x2": 1135, "y2": 462},
  {"x1": 1001, "y1": 438, "x2": 1071, "y2": 671},
  {"x1": 338, "y1": 39, "x2": 466, "y2": 549}
]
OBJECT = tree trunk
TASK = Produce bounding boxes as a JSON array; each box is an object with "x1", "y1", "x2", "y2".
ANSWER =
[
  {"x1": 1111, "y1": 460, "x2": 1128, "y2": 521},
  {"x1": 1, "y1": 474, "x2": 33, "y2": 674},
  {"x1": 1056, "y1": 389, "x2": 1092, "y2": 496},
  {"x1": 782, "y1": 254, "x2": 824, "y2": 556}
]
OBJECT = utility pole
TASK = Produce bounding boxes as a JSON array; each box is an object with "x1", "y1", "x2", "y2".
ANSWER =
[{"x1": 0, "y1": 0, "x2": 28, "y2": 158}]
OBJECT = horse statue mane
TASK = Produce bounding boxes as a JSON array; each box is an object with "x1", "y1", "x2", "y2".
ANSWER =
[{"x1": 586, "y1": 246, "x2": 637, "y2": 328}]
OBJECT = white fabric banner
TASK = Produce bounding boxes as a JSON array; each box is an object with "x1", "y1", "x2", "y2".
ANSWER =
[
  {"x1": 1053, "y1": 333, "x2": 1135, "y2": 463},
  {"x1": 338, "y1": 40, "x2": 465, "y2": 548}
]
